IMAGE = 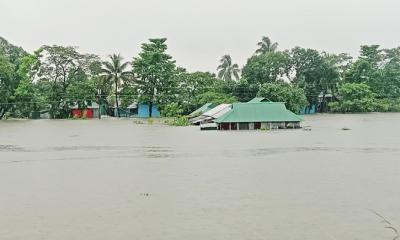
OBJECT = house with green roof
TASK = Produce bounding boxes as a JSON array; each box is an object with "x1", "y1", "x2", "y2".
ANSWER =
[{"x1": 215, "y1": 102, "x2": 302, "y2": 130}]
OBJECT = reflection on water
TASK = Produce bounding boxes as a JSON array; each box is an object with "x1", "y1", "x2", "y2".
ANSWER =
[
  {"x1": 252, "y1": 146, "x2": 400, "y2": 156},
  {"x1": 0, "y1": 144, "x2": 26, "y2": 152},
  {"x1": 1, "y1": 114, "x2": 400, "y2": 240}
]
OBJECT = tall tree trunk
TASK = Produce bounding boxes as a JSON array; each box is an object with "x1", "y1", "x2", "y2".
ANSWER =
[
  {"x1": 0, "y1": 108, "x2": 5, "y2": 119},
  {"x1": 320, "y1": 92, "x2": 326, "y2": 113},
  {"x1": 149, "y1": 102, "x2": 153, "y2": 118},
  {"x1": 115, "y1": 79, "x2": 120, "y2": 118},
  {"x1": 148, "y1": 87, "x2": 155, "y2": 118}
]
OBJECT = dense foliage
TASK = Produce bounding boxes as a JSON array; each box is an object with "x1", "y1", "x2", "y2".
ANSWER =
[
  {"x1": 1, "y1": 35, "x2": 400, "y2": 120},
  {"x1": 329, "y1": 83, "x2": 375, "y2": 112},
  {"x1": 257, "y1": 82, "x2": 308, "y2": 113}
]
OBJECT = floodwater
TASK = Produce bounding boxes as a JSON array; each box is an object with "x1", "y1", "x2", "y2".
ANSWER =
[{"x1": 1, "y1": 114, "x2": 400, "y2": 240}]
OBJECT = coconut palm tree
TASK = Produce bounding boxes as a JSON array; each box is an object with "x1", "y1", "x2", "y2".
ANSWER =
[
  {"x1": 217, "y1": 55, "x2": 240, "y2": 81},
  {"x1": 255, "y1": 36, "x2": 279, "y2": 55},
  {"x1": 101, "y1": 54, "x2": 131, "y2": 117}
]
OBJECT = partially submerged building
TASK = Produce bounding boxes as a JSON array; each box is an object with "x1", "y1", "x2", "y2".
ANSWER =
[
  {"x1": 189, "y1": 104, "x2": 232, "y2": 125},
  {"x1": 215, "y1": 102, "x2": 302, "y2": 130},
  {"x1": 71, "y1": 102, "x2": 100, "y2": 119},
  {"x1": 116, "y1": 103, "x2": 161, "y2": 118},
  {"x1": 189, "y1": 103, "x2": 216, "y2": 117}
]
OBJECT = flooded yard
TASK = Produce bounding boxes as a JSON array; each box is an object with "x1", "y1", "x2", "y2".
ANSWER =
[{"x1": 1, "y1": 113, "x2": 400, "y2": 240}]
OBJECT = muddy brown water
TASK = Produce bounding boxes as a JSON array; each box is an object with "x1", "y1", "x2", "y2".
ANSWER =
[{"x1": 1, "y1": 114, "x2": 400, "y2": 240}]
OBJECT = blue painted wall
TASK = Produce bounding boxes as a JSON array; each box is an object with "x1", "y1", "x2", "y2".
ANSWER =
[{"x1": 138, "y1": 104, "x2": 161, "y2": 118}]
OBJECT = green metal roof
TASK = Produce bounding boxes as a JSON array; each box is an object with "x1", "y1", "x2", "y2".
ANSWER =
[
  {"x1": 189, "y1": 103, "x2": 215, "y2": 116},
  {"x1": 248, "y1": 97, "x2": 272, "y2": 103},
  {"x1": 215, "y1": 102, "x2": 303, "y2": 123}
]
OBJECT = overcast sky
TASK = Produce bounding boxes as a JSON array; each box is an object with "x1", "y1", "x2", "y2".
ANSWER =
[{"x1": 1, "y1": 0, "x2": 399, "y2": 72}]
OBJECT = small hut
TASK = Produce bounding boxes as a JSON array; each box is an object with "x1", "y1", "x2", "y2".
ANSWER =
[
  {"x1": 215, "y1": 102, "x2": 302, "y2": 130},
  {"x1": 137, "y1": 103, "x2": 160, "y2": 118},
  {"x1": 114, "y1": 103, "x2": 161, "y2": 118},
  {"x1": 71, "y1": 102, "x2": 100, "y2": 119}
]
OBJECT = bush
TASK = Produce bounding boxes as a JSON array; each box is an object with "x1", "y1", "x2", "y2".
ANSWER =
[
  {"x1": 328, "y1": 101, "x2": 341, "y2": 112},
  {"x1": 257, "y1": 82, "x2": 308, "y2": 113},
  {"x1": 373, "y1": 99, "x2": 390, "y2": 112},
  {"x1": 167, "y1": 116, "x2": 189, "y2": 126},
  {"x1": 331, "y1": 83, "x2": 375, "y2": 112},
  {"x1": 161, "y1": 103, "x2": 183, "y2": 117}
]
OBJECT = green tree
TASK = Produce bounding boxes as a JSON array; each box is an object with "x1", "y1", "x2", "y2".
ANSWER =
[
  {"x1": 0, "y1": 37, "x2": 30, "y2": 118},
  {"x1": 196, "y1": 91, "x2": 237, "y2": 106},
  {"x1": 231, "y1": 78, "x2": 259, "y2": 102},
  {"x1": 242, "y1": 51, "x2": 289, "y2": 85},
  {"x1": 0, "y1": 55, "x2": 16, "y2": 119},
  {"x1": 329, "y1": 83, "x2": 375, "y2": 112},
  {"x1": 217, "y1": 55, "x2": 240, "y2": 81},
  {"x1": 174, "y1": 70, "x2": 221, "y2": 113},
  {"x1": 132, "y1": 38, "x2": 177, "y2": 117},
  {"x1": 0, "y1": 36, "x2": 28, "y2": 66},
  {"x1": 35, "y1": 45, "x2": 100, "y2": 118},
  {"x1": 255, "y1": 36, "x2": 278, "y2": 55},
  {"x1": 12, "y1": 53, "x2": 44, "y2": 117},
  {"x1": 66, "y1": 77, "x2": 97, "y2": 110},
  {"x1": 379, "y1": 48, "x2": 400, "y2": 98},
  {"x1": 257, "y1": 82, "x2": 308, "y2": 113},
  {"x1": 100, "y1": 54, "x2": 131, "y2": 117},
  {"x1": 290, "y1": 47, "x2": 340, "y2": 112}
]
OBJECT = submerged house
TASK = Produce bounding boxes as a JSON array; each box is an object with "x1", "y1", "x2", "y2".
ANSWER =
[
  {"x1": 71, "y1": 102, "x2": 100, "y2": 119},
  {"x1": 189, "y1": 103, "x2": 216, "y2": 117},
  {"x1": 138, "y1": 103, "x2": 161, "y2": 118},
  {"x1": 116, "y1": 103, "x2": 161, "y2": 118},
  {"x1": 215, "y1": 102, "x2": 302, "y2": 130},
  {"x1": 189, "y1": 104, "x2": 232, "y2": 125},
  {"x1": 30, "y1": 110, "x2": 51, "y2": 119}
]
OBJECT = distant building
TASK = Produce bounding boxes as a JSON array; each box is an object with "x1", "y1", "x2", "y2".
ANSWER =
[
  {"x1": 123, "y1": 103, "x2": 160, "y2": 118},
  {"x1": 71, "y1": 102, "x2": 100, "y2": 119},
  {"x1": 138, "y1": 103, "x2": 160, "y2": 118},
  {"x1": 113, "y1": 103, "x2": 161, "y2": 118},
  {"x1": 215, "y1": 102, "x2": 302, "y2": 130},
  {"x1": 30, "y1": 110, "x2": 50, "y2": 119}
]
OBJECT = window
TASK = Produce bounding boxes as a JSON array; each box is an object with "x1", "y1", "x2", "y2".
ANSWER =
[
  {"x1": 239, "y1": 122, "x2": 249, "y2": 130},
  {"x1": 230, "y1": 123, "x2": 237, "y2": 130},
  {"x1": 221, "y1": 123, "x2": 230, "y2": 130}
]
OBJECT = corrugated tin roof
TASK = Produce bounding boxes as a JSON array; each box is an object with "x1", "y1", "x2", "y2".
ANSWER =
[
  {"x1": 248, "y1": 97, "x2": 266, "y2": 103},
  {"x1": 70, "y1": 102, "x2": 99, "y2": 109},
  {"x1": 127, "y1": 103, "x2": 138, "y2": 109},
  {"x1": 215, "y1": 102, "x2": 302, "y2": 123},
  {"x1": 203, "y1": 104, "x2": 232, "y2": 118},
  {"x1": 248, "y1": 97, "x2": 273, "y2": 103},
  {"x1": 189, "y1": 103, "x2": 215, "y2": 116},
  {"x1": 189, "y1": 115, "x2": 212, "y2": 124}
]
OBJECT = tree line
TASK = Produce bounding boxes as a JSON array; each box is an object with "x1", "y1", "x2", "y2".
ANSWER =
[{"x1": 1, "y1": 35, "x2": 400, "y2": 119}]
